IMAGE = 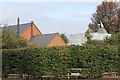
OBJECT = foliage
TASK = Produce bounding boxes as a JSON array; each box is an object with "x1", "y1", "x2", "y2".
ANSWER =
[
  {"x1": 105, "y1": 33, "x2": 120, "y2": 45},
  {"x1": 28, "y1": 46, "x2": 70, "y2": 77},
  {"x1": 85, "y1": 27, "x2": 120, "y2": 47},
  {"x1": 60, "y1": 33, "x2": 69, "y2": 44},
  {"x1": 85, "y1": 30, "x2": 92, "y2": 42},
  {"x1": 85, "y1": 40, "x2": 108, "y2": 46},
  {"x1": 2, "y1": 27, "x2": 28, "y2": 49},
  {"x1": 2, "y1": 46, "x2": 70, "y2": 78},
  {"x1": 118, "y1": 8, "x2": 120, "y2": 27},
  {"x1": 89, "y1": 1, "x2": 118, "y2": 34},
  {"x1": 2, "y1": 48, "x2": 28, "y2": 77},
  {"x1": 104, "y1": 27, "x2": 120, "y2": 45},
  {"x1": 68, "y1": 45, "x2": 118, "y2": 78},
  {"x1": 2, "y1": 27, "x2": 119, "y2": 78},
  {"x1": 118, "y1": 46, "x2": 120, "y2": 75},
  {"x1": 2, "y1": 45, "x2": 119, "y2": 78}
]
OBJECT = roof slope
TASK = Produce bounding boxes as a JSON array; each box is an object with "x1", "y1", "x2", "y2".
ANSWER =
[
  {"x1": 29, "y1": 33, "x2": 58, "y2": 47},
  {"x1": 5, "y1": 23, "x2": 31, "y2": 35}
]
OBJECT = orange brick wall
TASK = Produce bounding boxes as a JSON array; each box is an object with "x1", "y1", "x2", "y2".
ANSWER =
[
  {"x1": 21, "y1": 23, "x2": 42, "y2": 40},
  {"x1": 48, "y1": 34, "x2": 66, "y2": 47},
  {"x1": 21, "y1": 27, "x2": 32, "y2": 40},
  {"x1": 32, "y1": 23, "x2": 42, "y2": 36}
]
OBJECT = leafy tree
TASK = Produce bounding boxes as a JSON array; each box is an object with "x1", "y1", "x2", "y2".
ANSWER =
[
  {"x1": 89, "y1": 1, "x2": 118, "y2": 34},
  {"x1": 85, "y1": 30, "x2": 92, "y2": 42},
  {"x1": 118, "y1": 8, "x2": 120, "y2": 27},
  {"x1": 2, "y1": 27, "x2": 28, "y2": 49},
  {"x1": 104, "y1": 27, "x2": 120, "y2": 45},
  {"x1": 60, "y1": 33, "x2": 69, "y2": 44},
  {"x1": 118, "y1": 45, "x2": 120, "y2": 75},
  {"x1": 88, "y1": 23, "x2": 98, "y2": 32}
]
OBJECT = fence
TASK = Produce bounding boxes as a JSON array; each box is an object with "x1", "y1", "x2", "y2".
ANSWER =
[{"x1": 1, "y1": 77, "x2": 120, "y2": 80}]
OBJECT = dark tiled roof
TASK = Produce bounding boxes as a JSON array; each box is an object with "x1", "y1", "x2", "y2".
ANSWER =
[
  {"x1": 29, "y1": 33, "x2": 58, "y2": 47},
  {"x1": 4, "y1": 23, "x2": 31, "y2": 35}
]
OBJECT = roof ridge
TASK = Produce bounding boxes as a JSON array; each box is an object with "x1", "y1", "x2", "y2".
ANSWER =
[
  {"x1": 31, "y1": 33, "x2": 58, "y2": 38},
  {"x1": 42, "y1": 33, "x2": 59, "y2": 35},
  {"x1": 8, "y1": 22, "x2": 31, "y2": 27}
]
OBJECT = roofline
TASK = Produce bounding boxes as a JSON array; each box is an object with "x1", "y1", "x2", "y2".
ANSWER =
[
  {"x1": 42, "y1": 33, "x2": 59, "y2": 35},
  {"x1": 31, "y1": 21, "x2": 42, "y2": 34},
  {"x1": 47, "y1": 33, "x2": 58, "y2": 46},
  {"x1": 30, "y1": 33, "x2": 59, "y2": 38},
  {"x1": 7, "y1": 22, "x2": 31, "y2": 27},
  {"x1": 47, "y1": 33, "x2": 66, "y2": 46}
]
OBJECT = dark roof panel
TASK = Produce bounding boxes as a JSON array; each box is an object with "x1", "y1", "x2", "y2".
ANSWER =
[
  {"x1": 5, "y1": 23, "x2": 31, "y2": 35},
  {"x1": 29, "y1": 33, "x2": 58, "y2": 47}
]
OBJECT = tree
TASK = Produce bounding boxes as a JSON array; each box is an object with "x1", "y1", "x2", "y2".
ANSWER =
[
  {"x1": 118, "y1": 8, "x2": 120, "y2": 27},
  {"x1": 105, "y1": 27, "x2": 120, "y2": 45},
  {"x1": 118, "y1": 45, "x2": 120, "y2": 75},
  {"x1": 2, "y1": 27, "x2": 28, "y2": 49},
  {"x1": 89, "y1": 1, "x2": 118, "y2": 34},
  {"x1": 88, "y1": 23, "x2": 99, "y2": 32},
  {"x1": 85, "y1": 30, "x2": 92, "y2": 42},
  {"x1": 60, "y1": 33, "x2": 69, "y2": 44}
]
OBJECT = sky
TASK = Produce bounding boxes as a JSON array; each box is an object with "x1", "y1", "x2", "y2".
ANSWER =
[{"x1": 0, "y1": 1, "x2": 120, "y2": 34}]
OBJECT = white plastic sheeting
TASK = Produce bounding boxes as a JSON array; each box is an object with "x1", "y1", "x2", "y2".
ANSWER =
[
  {"x1": 66, "y1": 33, "x2": 111, "y2": 45},
  {"x1": 66, "y1": 34, "x2": 87, "y2": 45}
]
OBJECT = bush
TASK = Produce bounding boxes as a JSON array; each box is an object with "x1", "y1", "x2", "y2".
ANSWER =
[
  {"x1": 2, "y1": 45, "x2": 119, "y2": 78},
  {"x1": 2, "y1": 46, "x2": 70, "y2": 77},
  {"x1": 68, "y1": 45, "x2": 118, "y2": 78},
  {"x1": 2, "y1": 28, "x2": 28, "y2": 49},
  {"x1": 60, "y1": 33, "x2": 69, "y2": 44}
]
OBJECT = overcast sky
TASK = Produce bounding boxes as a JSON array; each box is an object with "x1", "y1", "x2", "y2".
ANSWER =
[{"x1": 1, "y1": 1, "x2": 120, "y2": 34}]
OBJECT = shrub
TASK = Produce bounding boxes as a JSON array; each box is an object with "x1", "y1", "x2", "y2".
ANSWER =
[{"x1": 2, "y1": 45, "x2": 119, "y2": 78}]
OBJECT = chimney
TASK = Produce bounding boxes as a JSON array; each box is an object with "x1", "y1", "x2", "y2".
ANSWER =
[
  {"x1": 31, "y1": 21, "x2": 33, "y2": 37},
  {"x1": 17, "y1": 17, "x2": 20, "y2": 35}
]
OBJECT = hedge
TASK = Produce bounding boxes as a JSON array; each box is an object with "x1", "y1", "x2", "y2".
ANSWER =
[
  {"x1": 2, "y1": 45, "x2": 119, "y2": 78},
  {"x1": 68, "y1": 45, "x2": 119, "y2": 78},
  {"x1": 2, "y1": 46, "x2": 70, "y2": 78}
]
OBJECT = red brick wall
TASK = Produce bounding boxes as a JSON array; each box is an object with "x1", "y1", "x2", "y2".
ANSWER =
[
  {"x1": 21, "y1": 27, "x2": 32, "y2": 40},
  {"x1": 21, "y1": 23, "x2": 42, "y2": 40},
  {"x1": 48, "y1": 34, "x2": 66, "y2": 47},
  {"x1": 32, "y1": 23, "x2": 42, "y2": 36}
]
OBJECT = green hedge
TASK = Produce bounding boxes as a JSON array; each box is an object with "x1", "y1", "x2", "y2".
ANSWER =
[
  {"x1": 68, "y1": 45, "x2": 119, "y2": 78},
  {"x1": 2, "y1": 45, "x2": 119, "y2": 78},
  {"x1": 2, "y1": 46, "x2": 70, "y2": 77}
]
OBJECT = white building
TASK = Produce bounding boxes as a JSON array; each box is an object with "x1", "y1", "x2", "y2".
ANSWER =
[
  {"x1": 66, "y1": 33, "x2": 87, "y2": 45},
  {"x1": 91, "y1": 27, "x2": 111, "y2": 40},
  {"x1": 67, "y1": 22, "x2": 111, "y2": 45},
  {"x1": 91, "y1": 22, "x2": 111, "y2": 40}
]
